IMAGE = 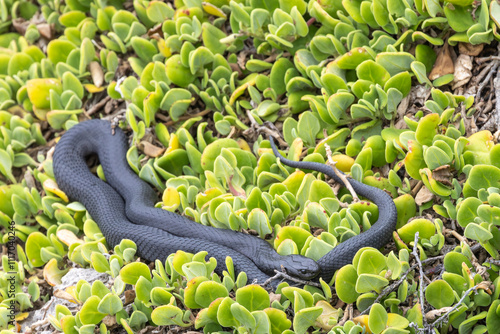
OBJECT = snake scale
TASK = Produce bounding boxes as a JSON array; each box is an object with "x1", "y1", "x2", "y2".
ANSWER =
[{"x1": 53, "y1": 119, "x2": 397, "y2": 286}]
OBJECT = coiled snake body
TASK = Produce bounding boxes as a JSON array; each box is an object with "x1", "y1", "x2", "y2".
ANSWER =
[
  {"x1": 268, "y1": 139, "x2": 398, "y2": 281},
  {"x1": 53, "y1": 119, "x2": 397, "y2": 286}
]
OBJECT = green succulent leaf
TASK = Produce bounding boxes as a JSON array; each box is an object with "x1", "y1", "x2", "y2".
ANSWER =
[
  {"x1": 120, "y1": 262, "x2": 151, "y2": 285},
  {"x1": 425, "y1": 280, "x2": 455, "y2": 309},
  {"x1": 80, "y1": 296, "x2": 106, "y2": 325},
  {"x1": 236, "y1": 285, "x2": 271, "y2": 312},
  {"x1": 293, "y1": 306, "x2": 323, "y2": 334}
]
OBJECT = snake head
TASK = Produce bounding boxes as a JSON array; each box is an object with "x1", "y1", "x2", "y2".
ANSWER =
[{"x1": 282, "y1": 254, "x2": 320, "y2": 280}]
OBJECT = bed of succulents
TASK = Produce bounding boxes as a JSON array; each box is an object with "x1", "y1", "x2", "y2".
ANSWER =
[{"x1": 1, "y1": 0, "x2": 500, "y2": 333}]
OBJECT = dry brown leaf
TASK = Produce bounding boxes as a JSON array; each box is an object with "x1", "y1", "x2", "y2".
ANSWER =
[
  {"x1": 458, "y1": 42, "x2": 484, "y2": 56},
  {"x1": 13, "y1": 319, "x2": 22, "y2": 333},
  {"x1": 12, "y1": 18, "x2": 29, "y2": 35},
  {"x1": 125, "y1": 289, "x2": 136, "y2": 305},
  {"x1": 429, "y1": 44, "x2": 455, "y2": 80},
  {"x1": 410, "y1": 85, "x2": 432, "y2": 105},
  {"x1": 477, "y1": 281, "x2": 492, "y2": 294},
  {"x1": 433, "y1": 165, "x2": 453, "y2": 187},
  {"x1": 53, "y1": 289, "x2": 79, "y2": 303},
  {"x1": 229, "y1": 62, "x2": 242, "y2": 77},
  {"x1": 237, "y1": 50, "x2": 248, "y2": 70},
  {"x1": 313, "y1": 228, "x2": 325, "y2": 237},
  {"x1": 46, "y1": 146, "x2": 55, "y2": 161},
  {"x1": 139, "y1": 141, "x2": 165, "y2": 157},
  {"x1": 102, "y1": 315, "x2": 117, "y2": 327},
  {"x1": 415, "y1": 186, "x2": 434, "y2": 206},
  {"x1": 147, "y1": 23, "x2": 164, "y2": 38},
  {"x1": 24, "y1": 170, "x2": 37, "y2": 189},
  {"x1": 56, "y1": 229, "x2": 82, "y2": 247},
  {"x1": 104, "y1": 98, "x2": 115, "y2": 114},
  {"x1": 396, "y1": 95, "x2": 411, "y2": 122},
  {"x1": 269, "y1": 292, "x2": 281, "y2": 304},
  {"x1": 37, "y1": 23, "x2": 53, "y2": 39},
  {"x1": 452, "y1": 54, "x2": 473, "y2": 89},
  {"x1": 90, "y1": 61, "x2": 104, "y2": 88},
  {"x1": 425, "y1": 307, "x2": 453, "y2": 321}
]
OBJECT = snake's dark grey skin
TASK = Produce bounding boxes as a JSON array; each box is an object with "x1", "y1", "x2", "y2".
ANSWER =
[
  {"x1": 53, "y1": 120, "x2": 319, "y2": 286},
  {"x1": 53, "y1": 120, "x2": 275, "y2": 286},
  {"x1": 269, "y1": 137, "x2": 398, "y2": 282}
]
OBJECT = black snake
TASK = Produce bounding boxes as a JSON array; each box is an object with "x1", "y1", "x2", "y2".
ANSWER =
[
  {"x1": 268, "y1": 138, "x2": 398, "y2": 281},
  {"x1": 53, "y1": 119, "x2": 397, "y2": 286}
]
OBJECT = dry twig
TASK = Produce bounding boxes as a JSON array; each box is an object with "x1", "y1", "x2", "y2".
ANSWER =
[
  {"x1": 324, "y1": 143, "x2": 359, "y2": 202},
  {"x1": 475, "y1": 60, "x2": 500, "y2": 101},
  {"x1": 412, "y1": 232, "x2": 428, "y2": 330},
  {"x1": 357, "y1": 243, "x2": 483, "y2": 318},
  {"x1": 244, "y1": 110, "x2": 288, "y2": 146},
  {"x1": 359, "y1": 262, "x2": 418, "y2": 316},
  {"x1": 475, "y1": 55, "x2": 500, "y2": 64},
  {"x1": 262, "y1": 268, "x2": 322, "y2": 289},
  {"x1": 485, "y1": 258, "x2": 500, "y2": 266},
  {"x1": 160, "y1": 108, "x2": 212, "y2": 127},
  {"x1": 430, "y1": 284, "x2": 481, "y2": 329},
  {"x1": 337, "y1": 304, "x2": 352, "y2": 327},
  {"x1": 487, "y1": 66, "x2": 500, "y2": 130},
  {"x1": 86, "y1": 96, "x2": 111, "y2": 116}
]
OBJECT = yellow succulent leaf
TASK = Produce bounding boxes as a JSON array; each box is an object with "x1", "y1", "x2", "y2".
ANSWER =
[
  {"x1": 15, "y1": 312, "x2": 30, "y2": 321},
  {"x1": 7, "y1": 105, "x2": 26, "y2": 114},
  {"x1": 65, "y1": 286, "x2": 80, "y2": 303},
  {"x1": 467, "y1": 130, "x2": 494, "y2": 151},
  {"x1": 56, "y1": 229, "x2": 83, "y2": 247},
  {"x1": 330, "y1": 154, "x2": 355, "y2": 173},
  {"x1": 283, "y1": 170, "x2": 306, "y2": 195},
  {"x1": 28, "y1": 275, "x2": 41, "y2": 283},
  {"x1": 237, "y1": 138, "x2": 252, "y2": 152},
  {"x1": 229, "y1": 79, "x2": 256, "y2": 105},
  {"x1": 83, "y1": 84, "x2": 106, "y2": 93},
  {"x1": 352, "y1": 315, "x2": 373, "y2": 334},
  {"x1": 202, "y1": 2, "x2": 227, "y2": 17},
  {"x1": 166, "y1": 133, "x2": 181, "y2": 153},
  {"x1": 33, "y1": 108, "x2": 49, "y2": 121},
  {"x1": 43, "y1": 179, "x2": 69, "y2": 202},
  {"x1": 257, "y1": 148, "x2": 273, "y2": 156},
  {"x1": 289, "y1": 138, "x2": 303, "y2": 162},
  {"x1": 234, "y1": 208, "x2": 247, "y2": 216},
  {"x1": 43, "y1": 258, "x2": 69, "y2": 286},
  {"x1": 156, "y1": 38, "x2": 172, "y2": 57},
  {"x1": 386, "y1": 313, "x2": 410, "y2": 329},
  {"x1": 315, "y1": 300, "x2": 342, "y2": 330},
  {"x1": 26, "y1": 78, "x2": 62, "y2": 109},
  {"x1": 162, "y1": 187, "x2": 180, "y2": 212},
  {"x1": 52, "y1": 288, "x2": 79, "y2": 303}
]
